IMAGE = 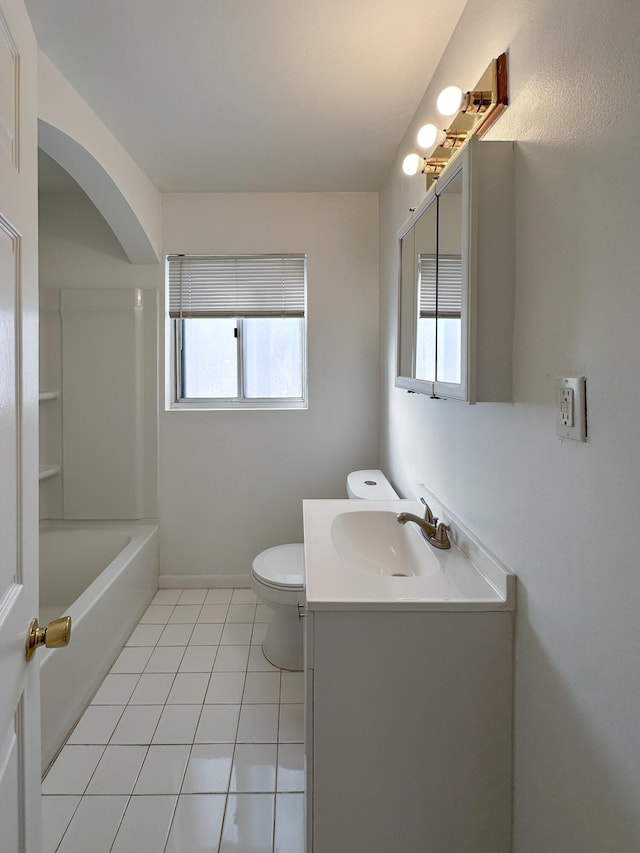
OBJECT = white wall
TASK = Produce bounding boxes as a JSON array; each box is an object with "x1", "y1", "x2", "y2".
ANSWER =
[
  {"x1": 160, "y1": 192, "x2": 379, "y2": 582},
  {"x1": 379, "y1": 0, "x2": 640, "y2": 850}
]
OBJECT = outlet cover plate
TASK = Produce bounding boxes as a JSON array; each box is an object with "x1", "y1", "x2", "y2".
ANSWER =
[{"x1": 556, "y1": 376, "x2": 587, "y2": 441}]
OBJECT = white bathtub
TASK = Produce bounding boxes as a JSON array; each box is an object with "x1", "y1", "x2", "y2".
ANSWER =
[{"x1": 39, "y1": 522, "x2": 159, "y2": 771}]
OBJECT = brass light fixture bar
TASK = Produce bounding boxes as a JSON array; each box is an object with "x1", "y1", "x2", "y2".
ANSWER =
[
  {"x1": 442, "y1": 131, "x2": 467, "y2": 149},
  {"x1": 424, "y1": 53, "x2": 508, "y2": 187},
  {"x1": 401, "y1": 53, "x2": 509, "y2": 189},
  {"x1": 423, "y1": 158, "x2": 449, "y2": 176}
]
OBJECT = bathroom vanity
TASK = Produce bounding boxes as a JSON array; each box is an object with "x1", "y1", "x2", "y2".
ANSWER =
[{"x1": 302, "y1": 499, "x2": 515, "y2": 853}]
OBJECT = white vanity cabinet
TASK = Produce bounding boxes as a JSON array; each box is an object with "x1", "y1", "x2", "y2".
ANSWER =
[
  {"x1": 303, "y1": 606, "x2": 513, "y2": 853},
  {"x1": 396, "y1": 136, "x2": 515, "y2": 402}
]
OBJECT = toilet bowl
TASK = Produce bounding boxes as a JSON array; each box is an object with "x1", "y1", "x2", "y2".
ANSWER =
[
  {"x1": 250, "y1": 544, "x2": 305, "y2": 671},
  {"x1": 250, "y1": 470, "x2": 399, "y2": 671}
]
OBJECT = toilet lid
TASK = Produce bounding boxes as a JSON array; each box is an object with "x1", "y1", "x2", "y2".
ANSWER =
[{"x1": 252, "y1": 543, "x2": 305, "y2": 590}]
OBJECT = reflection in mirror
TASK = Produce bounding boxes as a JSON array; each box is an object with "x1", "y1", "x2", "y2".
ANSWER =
[
  {"x1": 398, "y1": 214, "x2": 417, "y2": 381},
  {"x1": 435, "y1": 169, "x2": 463, "y2": 383},
  {"x1": 416, "y1": 253, "x2": 436, "y2": 381},
  {"x1": 418, "y1": 253, "x2": 462, "y2": 383},
  {"x1": 413, "y1": 197, "x2": 437, "y2": 381},
  {"x1": 397, "y1": 159, "x2": 465, "y2": 393}
]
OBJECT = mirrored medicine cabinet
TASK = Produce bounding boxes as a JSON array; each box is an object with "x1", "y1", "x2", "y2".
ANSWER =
[{"x1": 396, "y1": 136, "x2": 515, "y2": 403}]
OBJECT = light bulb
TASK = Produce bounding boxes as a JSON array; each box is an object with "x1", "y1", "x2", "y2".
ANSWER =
[
  {"x1": 402, "y1": 153, "x2": 422, "y2": 176},
  {"x1": 416, "y1": 124, "x2": 438, "y2": 149},
  {"x1": 437, "y1": 85, "x2": 464, "y2": 117}
]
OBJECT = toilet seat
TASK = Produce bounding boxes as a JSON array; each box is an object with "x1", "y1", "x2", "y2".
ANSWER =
[{"x1": 252, "y1": 543, "x2": 305, "y2": 591}]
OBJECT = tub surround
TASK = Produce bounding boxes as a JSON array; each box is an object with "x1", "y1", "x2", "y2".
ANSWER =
[
  {"x1": 38, "y1": 284, "x2": 158, "y2": 522},
  {"x1": 39, "y1": 288, "x2": 64, "y2": 520},
  {"x1": 60, "y1": 289, "x2": 147, "y2": 518}
]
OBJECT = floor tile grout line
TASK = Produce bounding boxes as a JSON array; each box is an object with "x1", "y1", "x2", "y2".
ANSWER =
[
  {"x1": 273, "y1": 681, "x2": 283, "y2": 850},
  {"x1": 50, "y1": 794, "x2": 83, "y2": 853},
  {"x1": 157, "y1": 747, "x2": 191, "y2": 851},
  {"x1": 216, "y1": 790, "x2": 231, "y2": 853},
  {"x1": 162, "y1": 795, "x2": 179, "y2": 853},
  {"x1": 105, "y1": 790, "x2": 133, "y2": 853}
]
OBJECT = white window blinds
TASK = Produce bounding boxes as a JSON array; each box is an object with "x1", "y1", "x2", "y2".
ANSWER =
[
  {"x1": 418, "y1": 254, "x2": 462, "y2": 318},
  {"x1": 167, "y1": 254, "x2": 306, "y2": 319}
]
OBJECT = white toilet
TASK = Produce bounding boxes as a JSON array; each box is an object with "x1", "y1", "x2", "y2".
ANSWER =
[{"x1": 250, "y1": 469, "x2": 399, "y2": 670}]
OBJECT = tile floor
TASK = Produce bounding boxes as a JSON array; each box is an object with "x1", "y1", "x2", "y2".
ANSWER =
[{"x1": 42, "y1": 587, "x2": 305, "y2": 853}]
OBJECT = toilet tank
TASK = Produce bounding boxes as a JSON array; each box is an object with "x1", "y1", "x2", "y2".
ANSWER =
[{"x1": 347, "y1": 470, "x2": 399, "y2": 500}]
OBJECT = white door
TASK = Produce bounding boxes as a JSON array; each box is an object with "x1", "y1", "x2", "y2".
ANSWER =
[{"x1": 0, "y1": 0, "x2": 42, "y2": 851}]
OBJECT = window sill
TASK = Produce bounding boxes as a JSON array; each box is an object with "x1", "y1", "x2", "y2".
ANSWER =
[{"x1": 168, "y1": 399, "x2": 308, "y2": 412}]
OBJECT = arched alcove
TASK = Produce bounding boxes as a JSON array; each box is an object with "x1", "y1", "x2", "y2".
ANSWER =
[{"x1": 38, "y1": 119, "x2": 159, "y2": 265}]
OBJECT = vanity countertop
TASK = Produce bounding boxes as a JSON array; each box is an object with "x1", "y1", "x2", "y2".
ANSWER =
[{"x1": 302, "y1": 499, "x2": 515, "y2": 612}]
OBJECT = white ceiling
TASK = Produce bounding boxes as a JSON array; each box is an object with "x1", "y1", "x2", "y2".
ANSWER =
[{"x1": 27, "y1": 0, "x2": 467, "y2": 193}]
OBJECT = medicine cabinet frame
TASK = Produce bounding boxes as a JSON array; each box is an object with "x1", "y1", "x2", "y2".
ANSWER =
[{"x1": 395, "y1": 136, "x2": 515, "y2": 403}]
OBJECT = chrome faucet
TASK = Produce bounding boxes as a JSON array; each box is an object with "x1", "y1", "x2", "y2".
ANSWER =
[{"x1": 397, "y1": 498, "x2": 451, "y2": 550}]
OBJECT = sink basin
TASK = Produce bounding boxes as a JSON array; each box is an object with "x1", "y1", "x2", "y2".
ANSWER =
[
  {"x1": 330, "y1": 510, "x2": 440, "y2": 577},
  {"x1": 303, "y1": 499, "x2": 514, "y2": 610}
]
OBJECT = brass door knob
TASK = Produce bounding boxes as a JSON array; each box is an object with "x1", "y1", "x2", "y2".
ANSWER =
[{"x1": 25, "y1": 616, "x2": 72, "y2": 661}]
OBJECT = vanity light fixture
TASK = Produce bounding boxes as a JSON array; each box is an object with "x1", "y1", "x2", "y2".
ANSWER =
[
  {"x1": 402, "y1": 53, "x2": 508, "y2": 187},
  {"x1": 416, "y1": 123, "x2": 442, "y2": 150},
  {"x1": 436, "y1": 86, "x2": 464, "y2": 116},
  {"x1": 402, "y1": 152, "x2": 423, "y2": 176},
  {"x1": 403, "y1": 124, "x2": 446, "y2": 174}
]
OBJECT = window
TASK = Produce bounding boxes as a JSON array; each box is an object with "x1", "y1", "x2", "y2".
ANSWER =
[
  {"x1": 416, "y1": 253, "x2": 462, "y2": 384},
  {"x1": 168, "y1": 254, "x2": 307, "y2": 409}
]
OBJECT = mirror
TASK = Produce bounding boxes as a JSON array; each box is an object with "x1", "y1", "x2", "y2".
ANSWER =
[
  {"x1": 397, "y1": 161, "x2": 465, "y2": 396},
  {"x1": 414, "y1": 195, "x2": 438, "y2": 382},
  {"x1": 396, "y1": 136, "x2": 515, "y2": 403},
  {"x1": 398, "y1": 193, "x2": 437, "y2": 384},
  {"x1": 434, "y1": 169, "x2": 463, "y2": 384}
]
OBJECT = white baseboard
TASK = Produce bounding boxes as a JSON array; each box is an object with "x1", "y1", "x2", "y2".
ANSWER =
[{"x1": 159, "y1": 573, "x2": 250, "y2": 589}]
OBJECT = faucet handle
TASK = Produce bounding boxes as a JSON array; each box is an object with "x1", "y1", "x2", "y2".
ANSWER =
[
  {"x1": 420, "y1": 497, "x2": 437, "y2": 525},
  {"x1": 431, "y1": 521, "x2": 451, "y2": 550}
]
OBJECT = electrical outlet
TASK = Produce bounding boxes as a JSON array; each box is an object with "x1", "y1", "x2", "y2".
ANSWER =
[
  {"x1": 556, "y1": 377, "x2": 587, "y2": 441},
  {"x1": 560, "y1": 388, "x2": 574, "y2": 426}
]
